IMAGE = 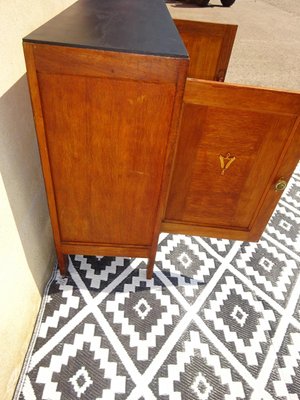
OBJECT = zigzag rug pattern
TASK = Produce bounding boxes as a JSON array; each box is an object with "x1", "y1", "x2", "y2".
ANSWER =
[{"x1": 14, "y1": 163, "x2": 300, "y2": 400}]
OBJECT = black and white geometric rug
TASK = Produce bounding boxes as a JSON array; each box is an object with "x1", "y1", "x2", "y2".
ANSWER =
[{"x1": 14, "y1": 164, "x2": 300, "y2": 400}]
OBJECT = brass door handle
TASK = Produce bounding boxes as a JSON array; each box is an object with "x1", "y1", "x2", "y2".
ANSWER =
[{"x1": 275, "y1": 178, "x2": 287, "y2": 192}]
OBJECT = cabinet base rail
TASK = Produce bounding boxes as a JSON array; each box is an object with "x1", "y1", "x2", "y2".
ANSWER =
[{"x1": 56, "y1": 243, "x2": 157, "y2": 279}]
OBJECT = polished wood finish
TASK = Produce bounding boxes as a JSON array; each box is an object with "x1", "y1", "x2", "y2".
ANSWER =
[
  {"x1": 174, "y1": 19, "x2": 237, "y2": 81},
  {"x1": 248, "y1": 117, "x2": 300, "y2": 239},
  {"x1": 32, "y1": 44, "x2": 185, "y2": 83},
  {"x1": 23, "y1": 42, "x2": 67, "y2": 274},
  {"x1": 37, "y1": 63, "x2": 174, "y2": 246},
  {"x1": 163, "y1": 78, "x2": 300, "y2": 241},
  {"x1": 23, "y1": 42, "x2": 188, "y2": 276}
]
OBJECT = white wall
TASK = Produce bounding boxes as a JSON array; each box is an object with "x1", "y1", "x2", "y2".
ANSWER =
[{"x1": 0, "y1": 1, "x2": 76, "y2": 399}]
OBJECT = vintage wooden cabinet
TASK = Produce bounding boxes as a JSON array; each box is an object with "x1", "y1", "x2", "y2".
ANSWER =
[
  {"x1": 23, "y1": 0, "x2": 189, "y2": 278},
  {"x1": 24, "y1": 0, "x2": 300, "y2": 279}
]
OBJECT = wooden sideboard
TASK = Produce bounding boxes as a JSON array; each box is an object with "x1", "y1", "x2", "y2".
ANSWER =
[{"x1": 23, "y1": 0, "x2": 300, "y2": 279}]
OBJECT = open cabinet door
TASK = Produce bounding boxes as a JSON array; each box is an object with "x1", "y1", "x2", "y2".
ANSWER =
[
  {"x1": 163, "y1": 79, "x2": 300, "y2": 241},
  {"x1": 174, "y1": 19, "x2": 237, "y2": 81}
]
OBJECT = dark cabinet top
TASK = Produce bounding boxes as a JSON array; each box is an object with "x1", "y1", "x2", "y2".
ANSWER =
[{"x1": 23, "y1": 0, "x2": 188, "y2": 58}]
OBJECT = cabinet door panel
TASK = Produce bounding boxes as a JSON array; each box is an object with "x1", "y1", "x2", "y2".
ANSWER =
[
  {"x1": 174, "y1": 19, "x2": 237, "y2": 81},
  {"x1": 38, "y1": 72, "x2": 175, "y2": 246},
  {"x1": 164, "y1": 79, "x2": 300, "y2": 241}
]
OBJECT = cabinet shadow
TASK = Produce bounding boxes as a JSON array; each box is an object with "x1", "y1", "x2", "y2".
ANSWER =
[{"x1": 0, "y1": 74, "x2": 54, "y2": 294}]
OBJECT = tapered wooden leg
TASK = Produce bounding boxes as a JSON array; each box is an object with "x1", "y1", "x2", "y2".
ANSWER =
[
  {"x1": 147, "y1": 255, "x2": 155, "y2": 279},
  {"x1": 147, "y1": 232, "x2": 161, "y2": 279},
  {"x1": 147, "y1": 240, "x2": 159, "y2": 279},
  {"x1": 57, "y1": 251, "x2": 69, "y2": 277}
]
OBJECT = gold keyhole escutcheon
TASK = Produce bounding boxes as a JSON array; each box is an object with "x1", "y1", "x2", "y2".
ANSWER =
[{"x1": 275, "y1": 178, "x2": 287, "y2": 192}]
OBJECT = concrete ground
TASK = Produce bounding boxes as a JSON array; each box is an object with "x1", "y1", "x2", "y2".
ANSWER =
[{"x1": 167, "y1": 0, "x2": 300, "y2": 91}]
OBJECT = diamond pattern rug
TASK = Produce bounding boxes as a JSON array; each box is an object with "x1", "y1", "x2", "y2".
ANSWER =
[{"x1": 14, "y1": 164, "x2": 300, "y2": 400}]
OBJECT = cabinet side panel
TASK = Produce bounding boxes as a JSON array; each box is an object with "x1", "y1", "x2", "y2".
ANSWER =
[
  {"x1": 38, "y1": 72, "x2": 176, "y2": 246},
  {"x1": 23, "y1": 43, "x2": 62, "y2": 251}
]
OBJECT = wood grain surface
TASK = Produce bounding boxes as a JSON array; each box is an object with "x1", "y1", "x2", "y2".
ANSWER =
[
  {"x1": 164, "y1": 78, "x2": 300, "y2": 240},
  {"x1": 174, "y1": 19, "x2": 237, "y2": 81},
  {"x1": 24, "y1": 41, "x2": 188, "y2": 275}
]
